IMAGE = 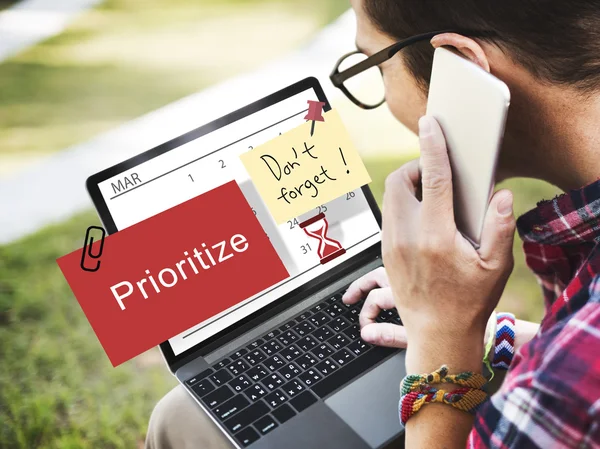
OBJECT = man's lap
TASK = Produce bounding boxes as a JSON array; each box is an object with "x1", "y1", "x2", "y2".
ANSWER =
[{"x1": 145, "y1": 385, "x2": 233, "y2": 449}]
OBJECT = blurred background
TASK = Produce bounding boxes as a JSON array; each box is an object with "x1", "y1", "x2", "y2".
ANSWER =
[{"x1": 0, "y1": 0, "x2": 559, "y2": 447}]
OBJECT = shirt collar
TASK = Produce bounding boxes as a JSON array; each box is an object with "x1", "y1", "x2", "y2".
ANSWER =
[{"x1": 517, "y1": 179, "x2": 600, "y2": 245}]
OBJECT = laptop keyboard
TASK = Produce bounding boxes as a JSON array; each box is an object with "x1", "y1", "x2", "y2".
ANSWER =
[{"x1": 184, "y1": 289, "x2": 401, "y2": 447}]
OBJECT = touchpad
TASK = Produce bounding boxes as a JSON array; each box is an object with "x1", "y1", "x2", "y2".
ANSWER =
[{"x1": 325, "y1": 352, "x2": 406, "y2": 448}]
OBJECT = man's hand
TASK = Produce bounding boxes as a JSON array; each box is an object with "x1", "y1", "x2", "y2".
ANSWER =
[
  {"x1": 342, "y1": 267, "x2": 407, "y2": 348},
  {"x1": 383, "y1": 115, "x2": 517, "y2": 375}
]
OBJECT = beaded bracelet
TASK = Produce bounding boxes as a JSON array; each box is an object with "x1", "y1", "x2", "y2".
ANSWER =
[
  {"x1": 400, "y1": 365, "x2": 487, "y2": 395},
  {"x1": 492, "y1": 312, "x2": 516, "y2": 370},
  {"x1": 399, "y1": 385, "x2": 488, "y2": 425}
]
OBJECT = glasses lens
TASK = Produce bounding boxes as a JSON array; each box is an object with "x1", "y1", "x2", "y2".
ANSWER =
[{"x1": 338, "y1": 52, "x2": 385, "y2": 108}]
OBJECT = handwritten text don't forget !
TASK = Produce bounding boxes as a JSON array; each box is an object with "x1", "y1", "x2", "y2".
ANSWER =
[
  {"x1": 260, "y1": 142, "x2": 345, "y2": 205},
  {"x1": 240, "y1": 109, "x2": 372, "y2": 224}
]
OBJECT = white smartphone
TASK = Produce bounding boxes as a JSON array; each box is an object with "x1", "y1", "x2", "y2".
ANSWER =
[{"x1": 426, "y1": 46, "x2": 511, "y2": 247}]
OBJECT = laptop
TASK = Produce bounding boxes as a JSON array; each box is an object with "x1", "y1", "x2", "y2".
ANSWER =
[{"x1": 86, "y1": 77, "x2": 406, "y2": 449}]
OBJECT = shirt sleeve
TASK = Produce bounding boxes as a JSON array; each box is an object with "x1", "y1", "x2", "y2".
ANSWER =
[{"x1": 466, "y1": 281, "x2": 600, "y2": 449}]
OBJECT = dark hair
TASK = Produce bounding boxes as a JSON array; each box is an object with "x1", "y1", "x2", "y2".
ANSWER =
[{"x1": 363, "y1": 0, "x2": 600, "y2": 92}]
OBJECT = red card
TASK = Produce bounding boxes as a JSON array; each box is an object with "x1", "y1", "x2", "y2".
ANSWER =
[{"x1": 57, "y1": 181, "x2": 289, "y2": 366}]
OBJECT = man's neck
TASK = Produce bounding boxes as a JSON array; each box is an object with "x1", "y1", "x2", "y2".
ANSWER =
[{"x1": 503, "y1": 81, "x2": 600, "y2": 192}]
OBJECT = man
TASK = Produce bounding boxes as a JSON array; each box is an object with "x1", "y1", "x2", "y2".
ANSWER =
[{"x1": 146, "y1": 0, "x2": 600, "y2": 447}]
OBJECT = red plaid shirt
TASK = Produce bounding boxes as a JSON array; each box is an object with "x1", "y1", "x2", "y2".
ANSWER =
[{"x1": 469, "y1": 180, "x2": 600, "y2": 448}]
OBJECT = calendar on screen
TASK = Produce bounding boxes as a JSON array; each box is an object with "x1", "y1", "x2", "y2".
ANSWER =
[{"x1": 97, "y1": 88, "x2": 381, "y2": 355}]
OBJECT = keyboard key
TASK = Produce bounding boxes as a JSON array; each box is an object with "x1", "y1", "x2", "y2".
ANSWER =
[
  {"x1": 326, "y1": 295, "x2": 338, "y2": 304},
  {"x1": 332, "y1": 348, "x2": 355, "y2": 367},
  {"x1": 210, "y1": 369, "x2": 233, "y2": 387},
  {"x1": 328, "y1": 334, "x2": 350, "y2": 351},
  {"x1": 279, "y1": 363, "x2": 301, "y2": 381},
  {"x1": 264, "y1": 355, "x2": 285, "y2": 372},
  {"x1": 235, "y1": 427, "x2": 260, "y2": 447},
  {"x1": 231, "y1": 348, "x2": 248, "y2": 360},
  {"x1": 264, "y1": 389, "x2": 287, "y2": 408},
  {"x1": 248, "y1": 338, "x2": 265, "y2": 349},
  {"x1": 296, "y1": 353, "x2": 318, "y2": 370},
  {"x1": 263, "y1": 373, "x2": 285, "y2": 390},
  {"x1": 313, "y1": 347, "x2": 396, "y2": 399},
  {"x1": 329, "y1": 316, "x2": 351, "y2": 332},
  {"x1": 204, "y1": 385, "x2": 234, "y2": 408},
  {"x1": 254, "y1": 415, "x2": 278, "y2": 435},
  {"x1": 347, "y1": 340, "x2": 371, "y2": 356},
  {"x1": 214, "y1": 394, "x2": 250, "y2": 421},
  {"x1": 244, "y1": 384, "x2": 268, "y2": 402},
  {"x1": 290, "y1": 391, "x2": 318, "y2": 413},
  {"x1": 280, "y1": 345, "x2": 302, "y2": 362},
  {"x1": 297, "y1": 311, "x2": 312, "y2": 322},
  {"x1": 298, "y1": 368, "x2": 322, "y2": 387},
  {"x1": 224, "y1": 401, "x2": 269, "y2": 433},
  {"x1": 282, "y1": 379, "x2": 305, "y2": 397},
  {"x1": 313, "y1": 325, "x2": 333, "y2": 342},
  {"x1": 186, "y1": 368, "x2": 213, "y2": 386},
  {"x1": 261, "y1": 340, "x2": 282, "y2": 356},
  {"x1": 343, "y1": 324, "x2": 361, "y2": 341},
  {"x1": 315, "y1": 359, "x2": 339, "y2": 377},
  {"x1": 343, "y1": 308, "x2": 360, "y2": 323},
  {"x1": 312, "y1": 343, "x2": 334, "y2": 360},
  {"x1": 272, "y1": 403, "x2": 296, "y2": 424},
  {"x1": 278, "y1": 319, "x2": 297, "y2": 332},
  {"x1": 214, "y1": 358, "x2": 231, "y2": 370},
  {"x1": 310, "y1": 302, "x2": 327, "y2": 314},
  {"x1": 295, "y1": 321, "x2": 316, "y2": 337},
  {"x1": 264, "y1": 329, "x2": 281, "y2": 341},
  {"x1": 309, "y1": 312, "x2": 330, "y2": 327},
  {"x1": 230, "y1": 374, "x2": 252, "y2": 393},
  {"x1": 247, "y1": 364, "x2": 269, "y2": 382},
  {"x1": 228, "y1": 360, "x2": 250, "y2": 376},
  {"x1": 191, "y1": 378, "x2": 215, "y2": 397},
  {"x1": 324, "y1": 303, "x2": 345, "y2": 318},
  {"x1": 297, "y1": 335, "x2": 318, "y2": 351},
  {"x1": 244, "y1": 349, "x2": 266, "y2": 366},
  {"x1": 278, "y1": 330, "x2": 299, "y2": 346}
]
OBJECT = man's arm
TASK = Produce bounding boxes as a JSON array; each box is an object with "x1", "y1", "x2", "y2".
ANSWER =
[{"x1": 381, "y1": 116, "x2": 517, "y2": 449}]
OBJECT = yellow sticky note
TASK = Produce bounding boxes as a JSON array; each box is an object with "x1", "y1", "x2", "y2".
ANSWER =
[{"x1": 240, "y1": 109, "x2": 371, "y2": 224}]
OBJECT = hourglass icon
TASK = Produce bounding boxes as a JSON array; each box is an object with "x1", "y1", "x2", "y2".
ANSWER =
[{"x1": 299, "y1": 212, "x2": 346, "y2": 265}]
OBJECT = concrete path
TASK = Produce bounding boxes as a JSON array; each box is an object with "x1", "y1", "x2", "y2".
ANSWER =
[
  {"x1": 0, "y1": 10, "x2": 417, "y2": 245},
  {"x1": 0, "y1": 0, "x2": 102, "y2": 62}
]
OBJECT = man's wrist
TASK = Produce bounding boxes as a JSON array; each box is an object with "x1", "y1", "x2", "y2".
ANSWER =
[{"x1": 406, "y1": 331, "x2": 485, "y2": 375}]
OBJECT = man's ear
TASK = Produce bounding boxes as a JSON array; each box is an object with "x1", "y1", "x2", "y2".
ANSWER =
[{"x1": 430, "y1": 33, "x2": 490, "y2": 72}]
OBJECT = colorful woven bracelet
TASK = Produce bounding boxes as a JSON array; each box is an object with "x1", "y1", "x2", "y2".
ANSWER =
[
  {"x1": 492, "y1": 312, "x2": 516, "y2": 370},
  {"x1": 400, "y1": 365, "x2": 487, "y2": 395},
  {"x1": 399, "y1": 385, "x2": 488, "y2": 425}
]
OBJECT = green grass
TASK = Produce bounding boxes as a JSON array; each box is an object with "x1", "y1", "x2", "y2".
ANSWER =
[
  {"x1": 0, "y1": 155, "x2": 560, "y2": 448},
  {"x1": 0, "y1": 0, "x2": 348, "y2": 158}
]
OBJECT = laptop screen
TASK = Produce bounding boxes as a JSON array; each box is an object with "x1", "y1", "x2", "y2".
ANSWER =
[{"x1": 95, "y1": 86, "x2": 381, "y2": 356}]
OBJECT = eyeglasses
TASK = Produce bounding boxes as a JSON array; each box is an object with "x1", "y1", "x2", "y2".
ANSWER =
[{"x1": 330, "y1": 30, "x2": 460, "y2": 110}]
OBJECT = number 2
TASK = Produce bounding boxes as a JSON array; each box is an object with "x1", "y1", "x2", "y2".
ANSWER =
[{"x1": 219, "y1": 160, "x2": 226, "y2": 169}]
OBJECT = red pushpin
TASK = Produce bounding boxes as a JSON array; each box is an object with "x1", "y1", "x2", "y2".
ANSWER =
[{"x1": 305, "y1": 100, "x2": 326, "y2": 137}]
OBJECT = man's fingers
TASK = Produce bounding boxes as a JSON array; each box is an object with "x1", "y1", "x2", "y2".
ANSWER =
[
  {"x1": 342, "y1": 267, "x2": 389, "y2": 304},
  {"x1": 358, "y1": 288, "x2": 396, "y2": 328},
  {"x1": 418, "y1": 116, "x2": 454, "y2": 225},
  {"x1": 478, "y1": 189, "x2": 516, "y2": 265},
  {"x1": 361, "y1": 323, "x2": 407, "y2": 348}
]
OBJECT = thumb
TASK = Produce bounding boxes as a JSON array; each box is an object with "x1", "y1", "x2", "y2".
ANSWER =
[
  {"x1": 361, "y1": 323, "x2": 407, "y2": 348},
  {"x1": 478, "y1": 189, "x2": 516, "y2": 265}
]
